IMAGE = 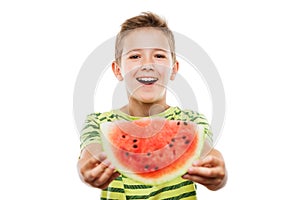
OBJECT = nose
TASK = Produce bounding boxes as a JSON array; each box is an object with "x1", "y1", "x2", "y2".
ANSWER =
[
  {"x1": 141, "y1": 64, "x2": 154, "y2": 71},
  {"x1": 141, "y1": 53, "x2": 155, "y2": 70}
]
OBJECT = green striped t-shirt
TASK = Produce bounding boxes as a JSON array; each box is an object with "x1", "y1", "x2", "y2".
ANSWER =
[{"x1": 80, "y1": 106, "x2": 212, "y2": 200}]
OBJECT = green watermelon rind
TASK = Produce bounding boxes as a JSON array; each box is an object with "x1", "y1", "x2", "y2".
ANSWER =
[{"x1": 100, "y1": 120, "x2": 205, "y2": 186}]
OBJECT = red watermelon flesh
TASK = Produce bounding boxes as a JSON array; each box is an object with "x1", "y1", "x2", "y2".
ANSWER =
[{"x1": 100, "y1": 117, "x2": 204, "y2": 185}]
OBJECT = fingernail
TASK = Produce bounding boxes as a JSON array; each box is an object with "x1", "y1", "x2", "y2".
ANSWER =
[
  {"x1": 193, "y1": 160, "x2": 201, "y2": 166},
  {"x1": 109, "y1": 164, "x2": 115, "y2": 170},
  {"x1": 102, "y1": 159, "x2": 111, "y2": 167}
]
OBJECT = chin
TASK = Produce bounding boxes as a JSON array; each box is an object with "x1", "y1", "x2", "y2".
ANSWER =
[
  {"x1": 131, "y1": 94, "x2": 161, "y2": 104},
  {"x1": 129, "y1": 88, "x2": 166, "y2": 104},
  {"x1": 138, "y1": 97, "x2": 160, "y2": 104}
]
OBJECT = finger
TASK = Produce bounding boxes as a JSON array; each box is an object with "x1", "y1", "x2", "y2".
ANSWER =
[
  {"x1": 78, "y1": 156, "x2": 100, "y2": 180},
  {"x1": 79, "y1": 147, "x2": 107, "y2": 169},
  {"x1": 85, "y1": 143, "x2": 104, "y2": 157},
  {"x1": 84, "y1": 160, "x2": 111, "y2": 183},
  {"x1": 92, "y1": 167, "x2": 119, "y2": 188},
  {"x1": 79, "y1": 154, "x2": 106, "y2": 176},
  {"x1": 187, "y1": 166, "x2": 222, "y2": 179},
  {"x1": 91, "y1": 152, "x2": 108, "y2": 163},
  {"x1": 83, "y1": 143, "x2": 108, "y2": 163},
  {"x1": 182, "y1": 173, "x2": 222, "y2": 186},
  {"x1": 194, "y1": 155, "x2": 223, "y2": 167},
  {"x1": 96, "y1": 172, "x2": 121, "y2": 189},
  {"x1": 101, "y1": 158, "x2": 114, "y2": 168}
]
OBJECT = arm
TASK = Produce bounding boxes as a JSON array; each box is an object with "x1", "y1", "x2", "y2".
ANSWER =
[
  {"x1": 182, "y1": 148, "x2": 227, "y2": 191},
  {"x1": 77, "y1": 143, "x2": 120, "y2": 189}
]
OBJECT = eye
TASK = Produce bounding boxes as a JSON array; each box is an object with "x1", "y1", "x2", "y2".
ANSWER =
[
  {"x1": 129, "y1": 55, "x2": 140, "y2": 59},
  {"x1": 155, "y1": 54, "x2": 166, "y2": 59}
]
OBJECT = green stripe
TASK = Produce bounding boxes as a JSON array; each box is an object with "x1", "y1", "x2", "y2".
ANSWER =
[
  {"x1": 103, "y1": 187, "x2": 125, "y2": 193},
  {"x1": 94, "y1": 112, "x2": 101, "y2": 117},
  {"x1": 124, "y1": 184, "x2": 153, "y2": 189},
  {"x1": 149, "y1": 181, "x2": 193, "y2": 197},
  {"x1": 115, "y1": 176, "x2": 122, "y2": 181},
  {"x1": 125, "y1": 181, "x2": 193, "y2": 199},
  {"x1": 109, "y1": 114, "x2": 115, "y2": 118},
  {"x1": 81, "y1": 131, "x2": 99, "y2": 142},
  {"x1": 190, "y1": 116, "x2": 207, "y2": 122},
  {"x1": 124, "y1": 180, "x2": 191, "y2": 191},
  {"x1": 164, "y1": 113, "x2": 174, "y2": 119},
  {"x1": 126, "y1": 195, "x2": 150, "y2": 199},
  {"x1": 81, "y1": 131, "x2": 99, "y2": 136},
  {"x1": 174, "y1": 110, "x2": 182, "y2": 115},
  {"x1": 196, "y1": 121, "x2": 209, "y2": 126},
  {"x1": 162, "y1": 191, "x2": 197, "y2": 200},
  {"x1": 99, "y1": 116, "x2": 108, "y2": 121},
  {"x1": 84, "y1": 119, "x2": 93, "y2": 123},
  {"x1": 182, "y1": 111, "x2": 198, "y2": 120},
  {"x1": 81, "y1": 123, "x2": 99, "y2": 131},
  {"x1": 116, "y1": 114, "x2": 130, "y2": 121}
]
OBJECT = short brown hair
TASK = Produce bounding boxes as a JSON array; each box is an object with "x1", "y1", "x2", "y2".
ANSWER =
[{"x1": 115, "y1": 12, "x2": 176, "y2": 64}]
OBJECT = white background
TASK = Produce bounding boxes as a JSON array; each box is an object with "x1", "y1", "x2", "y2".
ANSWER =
[{"x1": 1, "y1": 0, "x2": 299, "y2": 199}]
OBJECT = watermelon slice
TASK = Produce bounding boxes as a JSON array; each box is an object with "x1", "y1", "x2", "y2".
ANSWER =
[{"x1": 100, "y1": 117, "x2": 205, "y2": 185}]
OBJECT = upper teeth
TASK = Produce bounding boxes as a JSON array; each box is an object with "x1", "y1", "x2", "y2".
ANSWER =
[{"x1": 137, "y1": 77, "x2": 158, "y2": 82}]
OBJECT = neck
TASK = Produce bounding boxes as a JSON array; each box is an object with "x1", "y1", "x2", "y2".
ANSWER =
[{"x1": 120, "y1": 98, "x2": 170, "y2": 117}]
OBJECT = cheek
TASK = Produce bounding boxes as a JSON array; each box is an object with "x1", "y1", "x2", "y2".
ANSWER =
[
  {"x1": 154, "y1": 58, "x2": 172, "y2": 67},
  {"x1": 158, "y1": 65, "x2": 172, "y2": 76},
  {"x1": 121, "y1": 61, "x2": 140, "y2": 74}
]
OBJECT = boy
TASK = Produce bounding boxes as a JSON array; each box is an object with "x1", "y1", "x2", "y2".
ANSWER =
[{"x1": 78, "y1": 12, "x2": 227, "y2": 199}]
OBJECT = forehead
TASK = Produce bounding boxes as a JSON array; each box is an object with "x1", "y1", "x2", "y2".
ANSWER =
[{"x1": 122, "y1": 28, "x2": 170, "y2": 54}]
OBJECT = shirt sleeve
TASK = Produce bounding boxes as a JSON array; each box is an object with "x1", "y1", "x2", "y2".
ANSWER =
[
  {"x1": 181, "y1": 109, "x2": 213, "y2": 146},
  {"x1": 192, "y1": 113, "x2": 213, "y2": 146},
  {"x1": 80, "y1": 113, "x2": 102, "y2": 151}
]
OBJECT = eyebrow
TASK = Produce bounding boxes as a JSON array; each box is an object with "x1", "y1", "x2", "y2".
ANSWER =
[{"x1": 123, "y1": 48, "x2": 169, "y2": 56}]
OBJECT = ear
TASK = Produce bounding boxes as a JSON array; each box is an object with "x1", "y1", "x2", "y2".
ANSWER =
[
  {"x1": 170, "y1": 61, "x2": 179, "y2": 81},
  {"x1": 112, "y1": 61, "x2": 123, "y2": 81}
]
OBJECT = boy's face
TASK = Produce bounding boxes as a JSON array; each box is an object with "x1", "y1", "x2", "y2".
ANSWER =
[{"x1": 113, "y1": 28, "x2": 178, "y2": 104}]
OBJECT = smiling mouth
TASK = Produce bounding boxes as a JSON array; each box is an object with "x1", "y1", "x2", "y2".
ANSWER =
[{"x1": 136, "y1": 77, "x2": 158, "y2": 85}]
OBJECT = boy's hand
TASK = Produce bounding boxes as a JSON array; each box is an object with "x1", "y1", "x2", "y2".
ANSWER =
[
  {"x1": 77, "y1": 143, "x2": 120, "y2": 189},
  {"x1": 182, "y1": 148, "x2": 227, "y2": 191}
]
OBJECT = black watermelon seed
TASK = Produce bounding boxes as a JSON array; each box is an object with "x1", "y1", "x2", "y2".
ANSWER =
[
  {"x1": 155, "y1": 166, "x2": 159, "y2": 170},
  {"x1": 133, "y1": 144, "x2": 138, "y2": 148},
  {"x1": 169, "y1": 143, "x2": 173, "y2": 147},
  {"x1": 177, "y1": 121, "x2": 180, "y2": 125},
  {"x1": 184, "y1": 121, "x2": 188, "y2": 125},
  {"x1": 147, "y1": 152, "x2": 151, "y2": 156},
  {"x1": 144, "y1": 165, "x2": 149, "y2": 169},
  {"x1": 133, "y1": 139, "x2": 138, "y2": 143},
  {"x1": 182, "y1": 136, "x2": 186, "y2": 139},
  {"x1": 185, "y1": 140, "x2": 190, "y2": 144},
  {"x1": 125, "y1": 152, "x2": 129, "y2": 156},
  {"x1": 171, "y1": 138, "x2": 176, "y2": 142},
  {"x1": 122, "y1": 135, "x2": 126, "y2": 138}
]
